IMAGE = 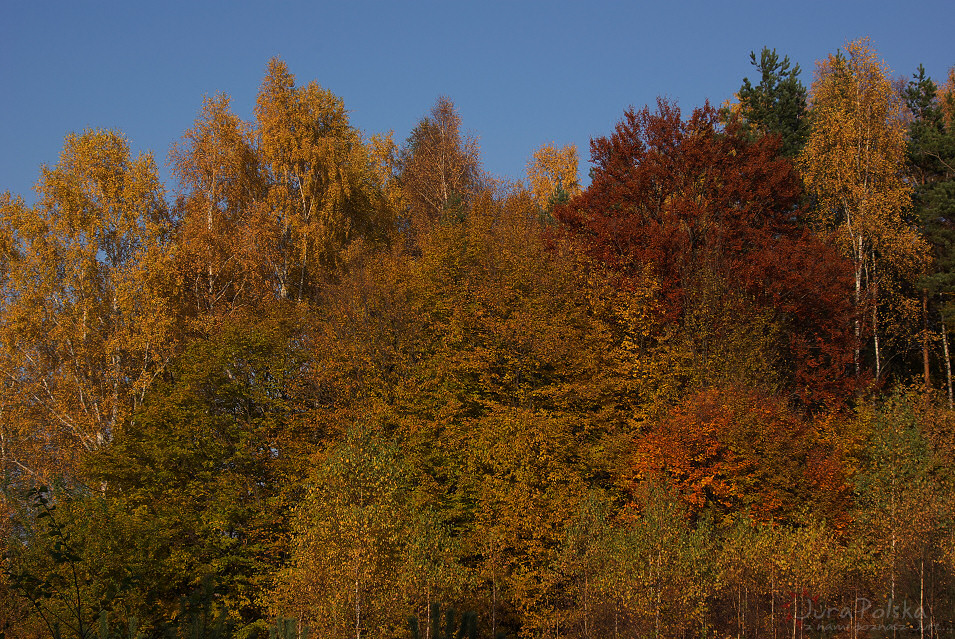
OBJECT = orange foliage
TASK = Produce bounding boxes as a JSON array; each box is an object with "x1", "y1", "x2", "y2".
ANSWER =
[
  {"x1": 940, "y1": 66, "x2": 955, "y2": 127},
  {"x1": 630, "y1": 387, "x2": 851, "y2": 527}
]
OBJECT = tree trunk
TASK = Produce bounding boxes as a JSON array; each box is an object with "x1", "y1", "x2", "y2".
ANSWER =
[
  {"x1": 492, "y1": 574, "x2": 497, "y2": 639},
  {"x1": 355, "y1": 565, "x2": 361, "y2": 639},
  {"x1": 791, "y1": 590, "x2": 797, "y2": 639},
  {"x1": 771, "y1": 569, "x2": 776, "y2": 639},
  {"x1": 943, "y1": 317, "x2": 954, "y2": 410},
  {"x1": 854, "y1": 241, "x2": 863, "y2": 378},
  {"x1": 923, "y1": 289, "x2": 931, "y2": 386},
  {"x1": 920, "y1": 554, "x2": 925, "y2": 639},
  {"x1": 207, "y1": 185, "x2": 216, "y2": 307},
  {"x1": 583, "y1": 572, "x2": 589, "y2": 639},
  {"x1": 869, "y1": 254, "x2": 881, "y2": 380}
]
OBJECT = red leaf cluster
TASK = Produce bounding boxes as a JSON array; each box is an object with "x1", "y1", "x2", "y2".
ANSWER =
[{"x1": 556, "y1": 99, "x2": 858, "y2": 405}]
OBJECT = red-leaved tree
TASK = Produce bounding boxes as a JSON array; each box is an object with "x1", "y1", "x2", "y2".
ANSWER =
[{"x1": 556, "y1": 99, "x2": 858, "y2": 406}]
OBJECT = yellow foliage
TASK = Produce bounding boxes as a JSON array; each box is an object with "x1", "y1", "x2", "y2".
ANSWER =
[
  {"x1": 799, "y1": 38, "x2": 920, "y2": 265},
  {"x1": 400, "y1": 96, "x2": 482, "y2": 226},
  {"x1": 798, "y1": 38, "x2": 929, "y2": 375},
  {"x1": 254, "y1": 58, "x2": 394, "y2": 298},
  {"x1": 526, "y1": 142, "x2": 581, "y2": 210},
  {"x1": 0, "y1": 130, "x2": 177, "y2": 483},
  {"x1": 367, "y1": 131, "x2": 404, "y2": 214}
]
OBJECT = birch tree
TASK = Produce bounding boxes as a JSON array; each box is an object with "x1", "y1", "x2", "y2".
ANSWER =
[
  {"x1": 255, "y1": 58, "x2": 393, "y2": 301},
  {"x1": 526, "y1": 142, "x2": 581, "y2": 212},
  {"x1": 0, "y1": 130, "x2": 175, "y2": 484},
  {"x1": 170, "y1": 92, "x2": 267, "y2": 314},
  {"x1": 798, "y1": 38, "x2": 929, "y2": 379},
  {"x1": 399, "y1": 97, "x2": 482, "y2": 225}
]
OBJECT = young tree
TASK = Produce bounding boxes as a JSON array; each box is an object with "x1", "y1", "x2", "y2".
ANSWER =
[
  {"x1": 595, "y1": 482, "x2": 719, "y2": 638},
  {"x1": 851, "y1": 392, "x2": 955, "y2": 631},
  {"x1": 466, "y1": 407, "x2": 586, "y2": 637},
  {"x1": 273, "y1": 423, "x2": 412, "y2": 639},
  {"x1": 798, "y1": 38, "x2": 929, "y2": 380}
]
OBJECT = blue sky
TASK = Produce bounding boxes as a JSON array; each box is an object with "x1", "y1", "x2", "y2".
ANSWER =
[{"x1": 2, "y1": 1, "x2": 953, "y2": 204}]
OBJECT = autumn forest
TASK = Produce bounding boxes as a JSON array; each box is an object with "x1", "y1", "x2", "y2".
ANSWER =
[{"x1": 3, "y1": 37, "x2": 955, "y2": 639}]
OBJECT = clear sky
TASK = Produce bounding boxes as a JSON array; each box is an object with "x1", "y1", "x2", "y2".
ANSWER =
[{"x1": 2, "y1": 0, "x2": 953, "y2": 204}]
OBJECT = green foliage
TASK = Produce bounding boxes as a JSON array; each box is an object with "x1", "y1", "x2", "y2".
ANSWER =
[
  {"x1": 273, "y1": 422, "x2": 414, "y2": 638},
  {"x1": 79, "y1": 315, "x2": 310, "y2": 631},
  {"x1": 597, "y1": 482, "x2": 719, "y2": 638},
  {"x1": 4, "y1": 486, "x2": 104, "y2": 639},
  {"x1": 3, "y1": 488, "x2": 238, "y2": 639},
  {"x1": 736, "y1": 47, "x2": 809, "y2": 157},
  {"x1": 265, "y1": 617, "x2": 301, "y2": 639},
  {"x1": 851, "y1": 391, "x2": 955, "y2": 604},
  {"x1": 907, "y1": 65, "x2": 955, "y2": 318}
]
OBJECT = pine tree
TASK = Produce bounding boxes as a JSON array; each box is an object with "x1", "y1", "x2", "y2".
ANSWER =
[
  {"x1": 906, "y1": 65, "x2": 955, "y2": 397},
  {"x1": 736, "y1": 47, "x2": 809, "y2": 158}
]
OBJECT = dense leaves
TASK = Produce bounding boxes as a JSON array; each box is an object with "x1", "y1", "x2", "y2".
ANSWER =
[
  {"x1": 734, "y1": 47, "x2": 809, "y2": 158},
  {"x1": 399, "y1": 97, "x2": 482, "y2": 227},
  {"x1": 556, "y1": 100, "x2": 856, "y2": 405},
  {"x1": 906, "y1": 64, "x2": 955, "y2": 398},
  {"x1": 629, "y1": 387, "x2": 850, "y2": 525},
  {"x1": 525, "y1": 143, "x2": 581, "y2": 213},
  {"x1": 81, "y1": 314, "x2": 310, "y2": 630},
  {"x1": 0, "y1": 130, "x2": 176, "y2": 487},
  {"x1": 4, "y1": 46, "x2": 955, "y2": 639},
  {"x1": 799, "y1": 38, "x2": 929, "y2": 381}
]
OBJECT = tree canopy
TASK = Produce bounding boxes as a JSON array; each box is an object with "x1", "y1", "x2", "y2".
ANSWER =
[{"x1": 4, "y1": 46, "x2": 955, "y2": 639}]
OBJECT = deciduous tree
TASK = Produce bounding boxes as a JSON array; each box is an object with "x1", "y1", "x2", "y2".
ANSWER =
[
  {"x1": 273, "y1": 423, "x2": 412, "y2": 639},
  {"x1": 629, "y1": 387, "x2": 850, "y2": 526},
  {"x1": 798, "y1": 38, "x2": 929, "y2": 380},
  {"x1": 170, "y1": 92, "x2": 268, "y2": 315},
  {"x1": 0, "y1": 130, "x2": 176, "y2": 485},
  {"x1": 557, "y1": 100, "x2": 856, "y2": 406},
  {"x1": 86, "y1": 314, "x2": 310, "y2": 630},
  {"x1": 399, "y1": 97, "x2": 482, "y2": 226},
  {"x1": 526, "y1": 143, "x2": 581, "y2": 212},
  {"x1": 255, "y1": 58, "x2": 393, "y2": 301}
]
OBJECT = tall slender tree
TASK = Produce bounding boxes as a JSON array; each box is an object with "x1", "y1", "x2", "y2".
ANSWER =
[
  {"x1": 255, "y1": 58, "x2": 393, "y2": 301},
  {"x1": 170, "y1": 92, "x2": 267, "y2": 315},
  {"x1": 906, "y1": 65, "x2": 955, "y2": 398},
  {"x1": 798, "y1": 38, "x2": 928, "y2": 380}
]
